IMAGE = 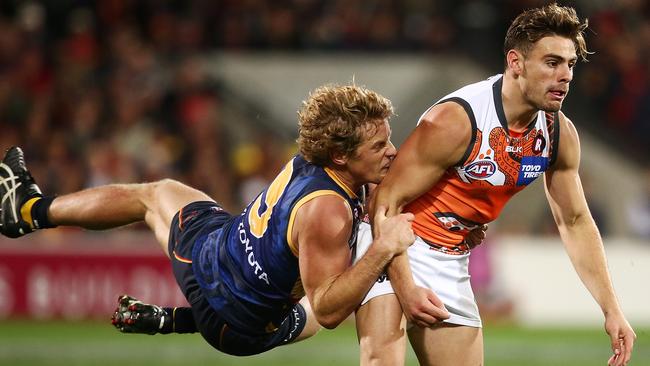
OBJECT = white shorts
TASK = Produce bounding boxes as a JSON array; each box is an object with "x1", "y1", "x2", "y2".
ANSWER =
[{"x1": 354, "y1": 222, "x2": 482, "y2": 328}]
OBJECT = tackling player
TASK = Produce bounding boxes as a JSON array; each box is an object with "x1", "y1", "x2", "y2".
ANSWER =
[{"x1": 0, "y1": 84, "x2": 416, "y2": 356}]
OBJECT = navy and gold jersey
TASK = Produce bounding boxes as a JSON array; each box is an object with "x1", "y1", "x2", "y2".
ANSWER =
[{"x1": 192, "y1": 154, "x2": 364, "y2": 334}]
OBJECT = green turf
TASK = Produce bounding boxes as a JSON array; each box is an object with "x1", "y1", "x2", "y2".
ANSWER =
[{"x1": 0, "y1": 320, "x2": 647, "y2": 365}]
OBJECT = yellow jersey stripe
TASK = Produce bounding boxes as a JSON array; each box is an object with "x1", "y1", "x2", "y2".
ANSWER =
[
  {"x1": 324, "y1": 168, "x2": 357, "y2": 199},
  {"x1": 286, "y1": 190, "x2": 346, "y2": 257}
]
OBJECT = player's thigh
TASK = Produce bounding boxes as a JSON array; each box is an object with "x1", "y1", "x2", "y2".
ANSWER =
[
  {"x1": 356, "y1": 294, "x2": 407, "y2": 366},
  {"x1": 143, "y1": 179, "x2": 213, "y2": 248},
  {"x1": 408, "y1": 324, "x2": 483, "y2": 366},
  {"x1": 145, "y1": 179, "x2": 213, "y2": 224}
]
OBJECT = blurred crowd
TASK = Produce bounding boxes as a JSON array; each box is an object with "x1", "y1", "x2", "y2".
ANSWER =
[
  {"x1": 0, "y1": 0, "x2": 295, "y2": 212},
  {"x1": 0, "y1": 0, "x2": 648, "y2": 217},
  {"x1": 575, "y1": 0, "x2": 650, "y2": 159}
]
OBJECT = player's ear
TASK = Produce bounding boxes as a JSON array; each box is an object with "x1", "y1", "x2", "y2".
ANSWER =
[
  {"x1": 506, "y1": 49, "x2": 524, "y2": 75},
  {"x1": 330, "y1": 150, "x2": 348, "y2": 166}
]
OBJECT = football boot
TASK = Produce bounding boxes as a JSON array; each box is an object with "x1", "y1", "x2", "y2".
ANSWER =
[
  {"x1": 111, "y1": 295, "x2": 170, "y2": 335},
  {"x1": 0, "y1": 147, "x2": 42, "y2": 238}
]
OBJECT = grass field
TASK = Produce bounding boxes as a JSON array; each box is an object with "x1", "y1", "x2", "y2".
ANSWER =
[{"x1": 0, "y1": 320, "x2": 647, "y2": 365}]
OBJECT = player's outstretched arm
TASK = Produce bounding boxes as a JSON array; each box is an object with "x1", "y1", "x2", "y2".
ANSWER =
[
  {"x1": 371, "y1": 102, "x2": 471, "y2": 327},
  {"x1": 296, "y1": 195, "x2": 414, "y2": 329},
  {"x1": 544, "y1": 114, "x2": 636, "y2": 366}
]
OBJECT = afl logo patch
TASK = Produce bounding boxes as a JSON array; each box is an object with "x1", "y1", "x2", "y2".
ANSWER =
[
  {"x1": 532, "y1": 134, "x2": 546, "y2": 155},
  {"x1": 465, "y1": 160, "x2": 496, "y2": 179}
]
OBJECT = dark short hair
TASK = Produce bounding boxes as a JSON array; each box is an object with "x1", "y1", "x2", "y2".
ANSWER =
[{"x1": 504, "y1": 3, "x2": 590, "y2": 62}]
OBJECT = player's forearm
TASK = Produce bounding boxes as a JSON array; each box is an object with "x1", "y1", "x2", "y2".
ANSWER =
[
  {"x1": 386, "y1": 252, "x2": 416, "y2": 300},
  {"x1": 310, "y1": 241, "x2": 394, "y2": 328},
  {"x1": 559, "y1": 217, "x2": 622, "y2": 315}
]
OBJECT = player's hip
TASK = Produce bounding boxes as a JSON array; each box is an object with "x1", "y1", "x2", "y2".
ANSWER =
[{"x1": 357, "y1": 232, "x2": 481, "y2": 327}]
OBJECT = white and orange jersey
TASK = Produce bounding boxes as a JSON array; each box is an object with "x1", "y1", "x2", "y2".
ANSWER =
[{"x1": 405, "y1": 74, "x2": 560, "y2": 254}]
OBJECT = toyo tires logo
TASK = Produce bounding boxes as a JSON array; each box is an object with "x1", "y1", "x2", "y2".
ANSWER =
[{"x1": 465, "y1": 160, "x2": 496, "y2": 179}]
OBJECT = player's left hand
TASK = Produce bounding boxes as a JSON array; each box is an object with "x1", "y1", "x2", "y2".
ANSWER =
[
  {"x1": 398, "y1": 284, "x2": 450, "y2": 327},
  {"x1": 465, "y1": 224, "x2": 488, "y2": 249},
  {"x1": 605, "y1": 311, "x2": 636, "y2": 366}
]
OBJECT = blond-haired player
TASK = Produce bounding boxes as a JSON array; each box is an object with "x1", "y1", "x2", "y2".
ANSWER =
[{"x1": 1, "y1": 84, "x2": 415, "y2": 356}]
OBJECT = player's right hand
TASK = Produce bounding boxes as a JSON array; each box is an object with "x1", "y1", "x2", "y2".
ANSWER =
[
  {"x1": 373, "y1": 205, "x2": 415, "y2": 255},
  {"x1": 465, "y1": 224, "x2": 488, "y2": 249},
  {"x1": 398, "y1": 285, "x2": 450, "y2": 327},
  {"x1": 605, "y1": 311, "x2": 636, "y2": 366}
]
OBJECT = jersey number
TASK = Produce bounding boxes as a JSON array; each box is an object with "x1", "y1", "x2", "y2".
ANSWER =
[{"x1": 248, "y1": 159, "x2": 294, "y2": 238}]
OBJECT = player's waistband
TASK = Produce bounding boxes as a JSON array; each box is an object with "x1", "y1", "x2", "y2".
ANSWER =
[{"x1": 418, "y1": 236, "x2": 470, "y2": 256}]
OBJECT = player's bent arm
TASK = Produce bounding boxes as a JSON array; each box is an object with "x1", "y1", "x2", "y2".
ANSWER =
[
  {"x1": 372, "y1": 103, "x2": 471, "y2": 312},
  {"x1": 371, "y1": 102, "x2": 472, "y2": 218},
  {"x1": 544, "y1": 114, "x2": 635, "y2": 364},
  {"x1": 296, "y1": 195, "x2": 413, "y2": 329}
]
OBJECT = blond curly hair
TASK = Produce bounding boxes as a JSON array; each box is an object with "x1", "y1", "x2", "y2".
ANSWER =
[{"x1": 297, "y1": 84, "x2": 394, "y2": 166}]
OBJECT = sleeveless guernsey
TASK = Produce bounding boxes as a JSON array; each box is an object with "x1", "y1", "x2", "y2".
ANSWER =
[
  {"x1": 192, "y1": 154, "x2": 363, "y2": 333},
  {"x1": 405, "y1": 75, "x2": 559, "y2": 254}
]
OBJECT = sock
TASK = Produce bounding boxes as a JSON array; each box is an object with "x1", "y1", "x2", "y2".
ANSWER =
[
  {"x1": 27, "y1": 196, "x2": 57, "y2": 229},
  {"x1": 160, "y1": 307, "x2": 198, "y2": 334}
]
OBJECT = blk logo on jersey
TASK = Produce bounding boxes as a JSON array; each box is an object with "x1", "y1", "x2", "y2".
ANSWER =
[
  {"x1": 465, "y1": 160, "x2": 496, "y2": 179},
  {"x1": 517, "y1": 156, "x2": 549, "y2": 186},
  {"x1": 505, "y1": 145, "x2": 522, "y2": 153}
]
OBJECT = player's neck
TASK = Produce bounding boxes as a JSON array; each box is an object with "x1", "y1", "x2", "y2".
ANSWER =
[
  {"x1": 501, "y1": 73, "x2": 539, "y2": 133},
  {"x1": 324, "y1": 167, "x2": 360, "y2": 197}
]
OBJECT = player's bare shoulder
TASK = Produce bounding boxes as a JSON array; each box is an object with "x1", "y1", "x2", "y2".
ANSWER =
[
  {"x1": 553, "y1": 111, "x2": 581, "y2": 170},
  {"x1": 421, "y1": 102, "x2": 472, "y2": 133},
  {"x1": 558, "y1": 112, "x2": 579, "y2": 141},
  {"x1": 413, "y1": 101, "x2": 473, "y2": 166},
  {"x1": 292, "y1": 194, "x2": 353, "y2": 244}
]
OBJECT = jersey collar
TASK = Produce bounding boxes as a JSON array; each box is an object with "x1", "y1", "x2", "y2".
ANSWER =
[
  {"x1": 324, "y1": 167, "x2": 358, "y2": 199},
  {"x1": 493, "y1": 75, "x2": 538, "y2": 137}
]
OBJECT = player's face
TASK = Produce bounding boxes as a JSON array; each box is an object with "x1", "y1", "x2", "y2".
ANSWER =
[
  {"x1": 520, "y1": 36, "x2": 577, "y2": 112},
  {"x1": 347, "y1": 119, "x2": 396, "y2": 185}
]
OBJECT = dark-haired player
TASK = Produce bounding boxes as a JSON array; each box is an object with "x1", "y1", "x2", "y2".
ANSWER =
[{"x1": 355, "y1": 4, "x2": 636, "y2": 366}]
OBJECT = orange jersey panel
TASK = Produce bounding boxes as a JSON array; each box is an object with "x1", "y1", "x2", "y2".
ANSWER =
[
  {"x1": 406, "y1": 75, "x2": 559, "y2": 252},
  {"x1": 405, "y1": 171, "x2": 527, "y2": 247}
]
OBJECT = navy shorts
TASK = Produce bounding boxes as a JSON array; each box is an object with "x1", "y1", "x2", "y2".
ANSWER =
[{"x1": 168, "y1": 201, "x2": 307, "y2": 356}]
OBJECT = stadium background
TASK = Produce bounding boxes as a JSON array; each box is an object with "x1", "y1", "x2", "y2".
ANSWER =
[{"x1": 0, "y1": 0, "x2": 648, "y2": 364}]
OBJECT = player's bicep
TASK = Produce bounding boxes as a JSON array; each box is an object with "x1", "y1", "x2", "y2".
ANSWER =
[
  {"x1": 294, "y1": 196, "x2": 353, "y2": 300},
  {"x1": 544, "y1": 115, "x2": 590, "y2": 227},
  {"x1": 374, "y1": 102, "x2": 472, "y2": 215}
]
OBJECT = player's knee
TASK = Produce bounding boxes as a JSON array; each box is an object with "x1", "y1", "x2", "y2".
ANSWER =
[
  {"x1": 134, "y1": 179, "x2": 177, "y2": 215},
  {"x1": 360, "y1": 350, "x2": 401, "y2": 366},
  {"x1": 151, "y1": 178, "x2": 184, "y2": 194},
  {"x1": 141, "y1": 179, "x2": 183, "y2": 203},
  {"x1": 151, "y1": 178, "x2": 212, "y2": 205},
  {"x1": 359, "y1": 335, "x2": 403, "y2": 365}
]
